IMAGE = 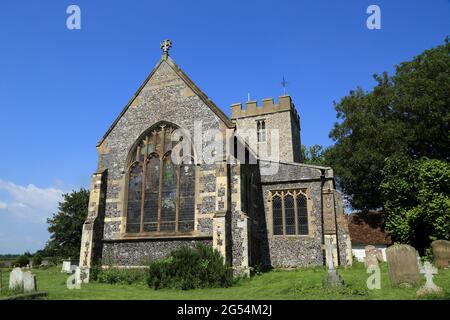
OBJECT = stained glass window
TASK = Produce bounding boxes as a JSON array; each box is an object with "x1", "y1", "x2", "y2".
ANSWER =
[
  {"x1": 272, "y1": 190, "x2": 308, "y2": 236},
  {"x1": 272, "y1": 195, "x2": 283, "y2": 235},
  {"x1": 125, "y1": 123, "x2": 195, "y2": 234},
  {"x1": 297, "y1": 194, "x2": 308, "y2": 235},
  {"x1": 284, "y1": 194, "x2": 296, "y2": 235}
]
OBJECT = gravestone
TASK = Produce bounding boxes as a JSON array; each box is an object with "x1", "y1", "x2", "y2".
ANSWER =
[
  {"x1": 61, "y1": 259, "x2": 78, "y2": 274},
  {"x1": 431, "y1": 240, "x2": 450, "y2": 268},
  {"x1": 22, "y1": 271, "x2": 37, "y2": 293},
  {"x1": 75, "y1": 266, "x2": 90, "y2": 284},
  {"x1": 364, "y1": 245, "x2": 383, "y2": 268},
  {"x1": 323, "y1": 237, "x2": 343, "y2": 288},
  {"x1": 416, "y1": 261, "x2": 443, "y2": 296},
  {"x1": 9, "y1": 267, "x2": 24, "y2": 290},
  {"x1": 386, "y1": 244, "x2": 421, "y2": 287}
]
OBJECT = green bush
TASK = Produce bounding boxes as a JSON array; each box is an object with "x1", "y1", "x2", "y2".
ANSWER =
[
  {"x1": 147, "y1": 244, "x2": 233, "y2": 290},
  {"x1": 14, "y1": 255, "x2": 29, "y2": 267},
  {"x1": 31, "y1": 254, "x2": 42, "y2": 267},
  {"x1": 97, "y1": 267, "x2": 147, "y2": 285}
]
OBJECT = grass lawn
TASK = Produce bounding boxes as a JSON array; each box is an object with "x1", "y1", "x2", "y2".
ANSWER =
[{"x1": 1, "y1": 262, "x2": 449, "y2": 300}]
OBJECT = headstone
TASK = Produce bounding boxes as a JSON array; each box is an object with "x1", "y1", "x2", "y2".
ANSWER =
[
  {"x1": 386, "y1": 244, "x2": 421, "y2": 287},
  {"x1": 75, "y1": 266, "x2": 90, "y2": 284},
  {"x1": 364, "y1": 245, "x2": 383, "y2": 268},
  {"x1": 9, "y1": 267, "x2": 24, "y2": 290},
  {"x1": 416, "y1": 261, "x2": 443, "y2": 296},
  {"x1": 61, "y1": 259, "x2": 79, "y2": 274},
  {"x1": 431, "y1": 240, "x2": 450, "y2": 268},
  {"x1": 40, "y1": 260, "x2": 49, "y2": 267},
  {"x1": 323, "y1": 238, "x2": 343, "y2": 288},
  {"x1": 22, "y1": 271, "x2": 37, "y2": 293}
]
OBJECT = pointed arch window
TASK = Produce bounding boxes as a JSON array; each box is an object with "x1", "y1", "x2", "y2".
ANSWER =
[
  {"x1": 271, "y1": 190, "x2": 309, "y2": 236},
  {"x1": 125, "y1": 124, "x2": 195, "y2": 234}
]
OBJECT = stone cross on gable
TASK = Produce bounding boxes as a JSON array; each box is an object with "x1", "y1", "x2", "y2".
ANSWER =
[{"x1": 160, "y1": 39, "x2": 172, "y2": 57}]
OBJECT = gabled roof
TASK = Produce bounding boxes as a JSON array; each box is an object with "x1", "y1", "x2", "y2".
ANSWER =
[
  {"x1": 97, "y1": 55, "x2": 234, "y2": 147},
  {"x1": 348, "y1": 211, "x2": 392, "y2": 245}
]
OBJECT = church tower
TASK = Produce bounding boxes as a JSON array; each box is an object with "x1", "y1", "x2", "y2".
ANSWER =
[{"x1": 231, "y1": 95, "x2": 301, "y2": 163}]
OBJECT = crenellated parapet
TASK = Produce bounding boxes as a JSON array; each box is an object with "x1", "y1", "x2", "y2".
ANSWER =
[{"x1": 231, "y1": 95, "x2": 299, "y2": 126}]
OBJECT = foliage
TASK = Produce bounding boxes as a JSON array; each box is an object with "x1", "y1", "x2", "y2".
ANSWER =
[
  {"x1": 327, "y1": 38, "x2": 450, "y2": 210},
  {"x1": 31, "y1": 253, "x2": 42, "y2": 267},
  {"x1": 301, "y1": 144, "x2": 328, "y2": 166},
  {"x1": 381, "y1": 156, "x2": 450, "y2": 254},
  {"x1": 43, "y1": 188, "x2": 89, "y2": 259},
  {"x1": 13, "y1": 254, "x2": 30, "y2": 267},
  {"x1": 147, "y1": 244, "x2": 233, "y2": 290},
  {"x1": 97, "y1": 268, "x2": 147, "y2": 285}
]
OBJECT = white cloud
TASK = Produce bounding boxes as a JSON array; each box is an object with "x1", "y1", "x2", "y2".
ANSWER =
[{"x1": 0, "y1": 179, "x2": 65, "y2": 224}]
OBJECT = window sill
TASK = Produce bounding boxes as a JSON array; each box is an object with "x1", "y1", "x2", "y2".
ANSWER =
[{"x1": 103, "y1": 232, "x2": 212, "y2": 242}]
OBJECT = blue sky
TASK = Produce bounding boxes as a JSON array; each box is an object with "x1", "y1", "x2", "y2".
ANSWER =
[{"x1": 0, "y1": 0, "x2": 449, "y2": 254}]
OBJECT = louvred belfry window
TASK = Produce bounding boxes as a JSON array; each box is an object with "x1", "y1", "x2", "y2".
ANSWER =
[
  {"x1": 126, "y1": 124, "x2": 195, "y2": 234},
  {"x1": 271, "y1": 190, "x2": 309, "y2": 236}
]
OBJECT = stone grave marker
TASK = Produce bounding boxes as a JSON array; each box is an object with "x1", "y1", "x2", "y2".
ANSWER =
[
  {"x1": 22, "y1": 271, "x2": 37, "y2": 293},
  {"x1": 364, "y1": 245, "x2": 383, "y2": 268},
  {"x1": 323, "y1": 238, "x2": 343, "y2": 288},
  {"x1": 431, "y1": 240, "x2": 450, "y2": 268},
  {"x1": 9, "y1": 267, "x2": 24, "y2": 290},
  {"x1": 386, "y1": 244, "x2": 421, "y2": 287},
  {"x1": 416, "y1": 261, "x2": 443, "y2": 296},
  {"x1": 61, "y1": 259, "x2": 78, "y2": 274}
]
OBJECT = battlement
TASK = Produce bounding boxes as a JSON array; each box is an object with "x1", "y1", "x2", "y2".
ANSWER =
[{"x1": 231, "y1": 95, "x2": 299, "y2": 122}]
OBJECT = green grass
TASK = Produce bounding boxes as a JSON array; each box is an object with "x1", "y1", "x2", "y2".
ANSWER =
[{"x1": 1, "y1": 263, "x2": 450, "y2": 300}]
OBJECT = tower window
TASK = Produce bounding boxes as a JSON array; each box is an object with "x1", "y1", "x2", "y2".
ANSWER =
[{"x1": 257, "y1": 120, "x2": 266, "y2": 142}]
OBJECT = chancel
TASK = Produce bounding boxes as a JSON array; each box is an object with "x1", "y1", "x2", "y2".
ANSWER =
[{"x1": 79, "y1": 40, "x2": 352, "y2": 280}]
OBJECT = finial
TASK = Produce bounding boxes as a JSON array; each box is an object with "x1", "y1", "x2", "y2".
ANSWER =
[
  {"x1": 281, "y1": 76, "x2": 288, "y2": 95},
  {"x1": 160, "y1": 39, "x2": 172, "y2": 58}
]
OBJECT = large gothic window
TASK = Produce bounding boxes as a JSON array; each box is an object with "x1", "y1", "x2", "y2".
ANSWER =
[
  {"x1": 126, "y1": 124, "x2": 195, "y2": 234},
  {"x1": 271, "y1": 190, "x2": 309, "y2": 236}
]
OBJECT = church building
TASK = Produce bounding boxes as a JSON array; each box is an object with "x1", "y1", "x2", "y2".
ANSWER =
[{"x1": 79, "y1": 40, "x2": 352, "y2": 279}]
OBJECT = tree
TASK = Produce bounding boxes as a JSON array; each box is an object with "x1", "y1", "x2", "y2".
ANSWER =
[
  {"x1": 381, "y1": 156, "x2": 450, "y2": 254},
  {"x1": 301, "y1": 144, "x2": 328, "y2": 166},
  {"x1": 44, "y1": 188, "x2": 89, "y2": 259},
  {"x1": 327, "y1": 38, "x2": 450, "y2": 210}
]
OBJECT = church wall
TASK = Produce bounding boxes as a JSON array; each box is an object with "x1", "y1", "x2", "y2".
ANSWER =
[
  {"x1": 102, "y1": 239, "x2": 212, "y2": 266},
  {"x1": 259, "y1": 162, "x2": 326, "y2": 267},
  {"x1": 94, "y1": 60, "x2": 228, "y2": 266}
]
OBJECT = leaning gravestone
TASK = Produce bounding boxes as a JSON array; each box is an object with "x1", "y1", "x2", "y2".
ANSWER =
[
  {"x1": 22, "y1": 271, "x2": 37, "y2": 293},
  {"x1": 431, "y1": 240, "x2": 450, "y2": 268},
  {"x1": 386, "y1": 244, "x2": 421, "y2": 287},
  {"x1": 9, "y1": 267, "x2": 24, "y2": 290},
  {"x1": 364, "y1": 245, "x2": 383, "y2": 268}
]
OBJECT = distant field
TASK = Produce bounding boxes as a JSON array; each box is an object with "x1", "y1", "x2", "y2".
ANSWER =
[{"x1": 1, "y1": 263, "x2": 449, "y2": 300}]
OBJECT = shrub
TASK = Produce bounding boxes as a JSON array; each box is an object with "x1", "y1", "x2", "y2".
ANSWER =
[
  {"x1": 147, "y1": 244, "x2": 233, "y2": 290},
  {"x1": 97, "y1": 267, "x2": 147, "y2": 285},
  {"x1": 31, "y1": 254, "x2": 42, "y2": 267},
  {"x1": 14, "y1": 255, "x2": 29, "y2": 267}
]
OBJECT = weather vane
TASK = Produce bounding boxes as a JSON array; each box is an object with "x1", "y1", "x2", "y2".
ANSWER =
[
  {"x1": 281, "y1": 76, "x2": 288, "y2": 95},
  {"x1": 160, "y1": 39, "x2": 172, "y2": 58}
]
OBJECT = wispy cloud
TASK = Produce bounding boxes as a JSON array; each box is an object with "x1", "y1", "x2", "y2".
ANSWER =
[{"x1": 0, "y1": 179, "x2": 65, "y2": 224}]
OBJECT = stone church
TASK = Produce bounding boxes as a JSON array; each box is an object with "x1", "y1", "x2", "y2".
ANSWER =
[{"x1": 79, "y1": 40, "x2": 352, "y2": 279}]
